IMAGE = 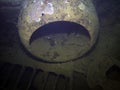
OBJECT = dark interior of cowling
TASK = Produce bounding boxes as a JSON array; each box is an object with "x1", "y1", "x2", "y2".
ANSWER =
[
  {"x1": 0, "y1": 0, "x2": 120, "y2": 90},
  {"x1": 30, "y1": 21, "x2": 90, "y2": 45}
]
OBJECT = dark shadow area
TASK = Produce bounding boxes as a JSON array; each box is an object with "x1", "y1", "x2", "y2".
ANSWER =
[
  {"x1": 106, "y1": 65, "x2": 120, "y2": 81},
  {"x1": 30, "y1": 21, "x2": 90, "y2": 44},
  {"x1": 72, "y1": 71, "x2": 90, "y2": 90},
  {"x1": 91, "y1": 85, "x2": 103, "y2": 90},
  {"x1": 0, "y1": 62, "x2": 70, "y2": 90}
]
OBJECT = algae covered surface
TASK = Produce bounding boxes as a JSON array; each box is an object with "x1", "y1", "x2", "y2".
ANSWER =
[
  {"x1": 0, "y1": 0, "x2": 120, "y2": 89},
  {"x1": 30, "y1": 33, "x2": 90, "y2": 62},
  {"x1": 18, "y1": 0, "x2": 98, "y2": 62}
]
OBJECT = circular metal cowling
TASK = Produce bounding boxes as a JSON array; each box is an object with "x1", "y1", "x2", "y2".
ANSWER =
[{"x1": 18, "y1": 0, "x2": 99, "y2": 62}]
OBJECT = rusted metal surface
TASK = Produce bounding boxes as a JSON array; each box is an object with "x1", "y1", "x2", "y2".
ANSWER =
[
  {"x1": 87, "y1": 58, "x2": 120, "y2": 90},
  {"x1": 18, "y1": 0, "x2": 99, "y2": 62},
  {"x1": 0, "y1": 0, "x2": 120, "y2": 90}
]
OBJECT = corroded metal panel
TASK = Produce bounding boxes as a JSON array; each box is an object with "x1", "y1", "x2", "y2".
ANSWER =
[{"x1": 18, "y1": 0, "x2": 99, "y2": 62}]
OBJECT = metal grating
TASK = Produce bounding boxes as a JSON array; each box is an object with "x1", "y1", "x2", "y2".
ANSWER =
[{"x1": 0, "y1": 62, "x2": 71, "y2": 90}]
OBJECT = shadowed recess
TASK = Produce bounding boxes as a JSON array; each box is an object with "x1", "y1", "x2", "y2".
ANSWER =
[
  {"x1": 29, "y1": 21, "x2": 90, "y2": 44},
  {"x1": 106, "y1": 65, "x2": 120, "y2": 81}
]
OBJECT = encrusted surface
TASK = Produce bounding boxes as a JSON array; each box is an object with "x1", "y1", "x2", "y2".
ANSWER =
[
  {"x1": 18, "y1": 0, "x2": 99, "y2": 62},
  {"x1": 30, "y1": 33, "x2": 90, "y2": 61},
  {"x1": 0, "y1": 0, "x2": 120, "y2": 89}
]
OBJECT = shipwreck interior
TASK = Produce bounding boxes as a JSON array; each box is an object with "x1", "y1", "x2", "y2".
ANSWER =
[{"x1": 0, "y1": 0, "x2": 120, "y2": 90}]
